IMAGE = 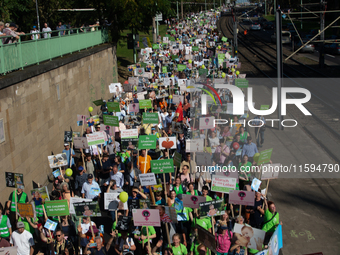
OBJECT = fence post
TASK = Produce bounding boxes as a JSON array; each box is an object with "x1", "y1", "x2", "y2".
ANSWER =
[
  {"x1": 18, "y1": 36, "x2": 24, "y2": 70},
  {"x1": 68, "y1": 29, "x2": 72, "y2": 55},
  {"x1": 0, "y1": 39, "x2": 5, "y2": 75},
  {"x1": 35, "y1": 36, "x2": 40, "y2": 65},
  {"x1": 77, "y1": 29, "x2": 80, "y2": 52},
  {"x1": 59, "y1": 29, "x2": 63, "y2": 57}
]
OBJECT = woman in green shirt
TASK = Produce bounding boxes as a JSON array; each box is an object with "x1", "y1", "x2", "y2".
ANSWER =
[
  {"x1": 171, "y1": 233, "x2": 188, "y2": 255},
  {"x1": 239, "y1": 126, "x2": 249, "y2": 143},
  {"x1": 262, "y1": 200, "x2": 280, "y2": 235},
  {"x1": 186, "y1": 183, "x2": 198, "y2": 196},
  {"x1": 173, "y1": 177, "x2": 184, "y2": 195},
  {"x1": 238, "y1": 155, "x2": 252, "y2": 190}
]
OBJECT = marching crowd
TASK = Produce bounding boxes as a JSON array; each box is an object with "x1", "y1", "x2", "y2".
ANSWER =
[{"x1": 1, "y1": 6, "x2": 282, "y2": 255}]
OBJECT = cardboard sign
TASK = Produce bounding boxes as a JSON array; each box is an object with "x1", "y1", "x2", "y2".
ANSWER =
[
  {"x1": 139, "y1": 173, "x2": 157, "y2": 186},
  {"x1": 31, "y1": 186, "x2": 50, "y2": 203},
  {"x1": 195, "y1": 152, "x2": 212, "y2": 166},
  {"x1": 211, "y1": 176, "x2": 237, "y2": 193},
  {"x1": 186, "y1": 139, "x2": 204, "y2": 152},
  {"x1": 138, "y1": 135, "x2": 157, "y2": 149},
  {"x1": 143, "y1": 112, "x2": 159, "y2": 124},
  {"x1": 52, "y1": 169, "x2": 61, "y2": 178},
  {"x1": 151, "y1": 159, "x2": 174, "y2": 174},
  {"x1": 121, "y1": 138, "x2": 138, "y2": 150},
  {"x1": 251, "y1": 178, "x2": 262, "y2": 192},
  {"x1": 172, "y1": 95, "x2": 184, "y2": 104},
  {"x1": 121, "y1": 129, "x2": 139, "y2": 139},
  {"x1": 5, "y1": 172, "x2": 24, "y2": 188},
  {"x1": 0, "y1": 247, "x2": 18, "y2": 254},
  {"x1": 116, "y1": 215, "x2": 132, "y2": 231},
  {"x1": 257, "y1": 148, "x2": 273, "y2": 165},
  {"x1": 109, "y1": 83, "x2": 122, "y2": 93},
  {"x1": 197, "y1": 225, "x2": 217, "y2": 253},
  {"x1": 178, "y1": 64, "x2": 187, "y2": 71},
  {"x1": 45, "y1": 200, "x2": 70, "y2": 216},
  {"x1": 260, "y1": 105, "x2": 270, "y2": 110},
  {"x1": 182, "y1": 194, "x2": 206, "y2": 209},
  {"x1": 140, "y1": 199, "x2": 151, "y2": 209},
  {"x1": 73, "y1": 137, "x2": 89, "y2": 149},
  {"x1": 151, "y1": 205, "x2": 178, "y2": 223},
  {"x1": 73, "y1": 201, "x2": 101, "y2": 217},
  {"x1": 86, "y1": 132, "x2": 106, "y2": 146},
  {"x1": 107, "y1": 102, "x2": 120, "y2": 112},
  {"x1": 268, "y1": 224, "x2": 283, "y2": 255},
  {"x1": 199, "y1": 199, "x2": 225, "y2": 218},
  {"x1": 159, "y1": 137, "x2": 177, "y2": 150},
  {"x1": 199, "y1": 116, "x2": 215, "y2": 129},
  {"x1": 228, "y1": 190, "x2": 255, "y2": 206},
  {"x1": 44, "y1": 219, "x2": 58, "y2": 231},
  {"x1": 235, "y1": 79, "x2": 249, "y2": 88},
  {"x1": 17, "y1": 203, "x2": 34, "y2": 218},
  {"x1": 173, "y1": 151, "x2": 182, "y2": 168},
  {"x1": 261, "y1": 163, "x2": 281, "y2": 180},
  {"x1": 103, "y1": 115, "x2": 119, "y2": 127},
  {"x1": 128, "y1": 77, "x2": 139, "y2": 86},
  {"x1": 215, "y1": 168, "x2": 239, "y2": 181},
  {"x1": 64, "y1": 131, "x2": 73, "y2": 143},
  {"x1": 104, "y1": 193, "x2": 128, "y2": 211},
  {"x1": 69, "y1": 197, "x2": 92, "y2": 214},
  {"x1": 139, "y1": 99, "x2": 153, "y2": 109},
  {"x1": 47, "y1": 153, "x2": 68, "y2": 168},
  {"x1": 132, "y1": 209, "x2": 161, "y2": 227},
  {"x1": 129, "y1": 103, "x2": 139, "y2": 113},
  {"x1": 233, "y1": 223, "x2": 266, "y2": 251}
]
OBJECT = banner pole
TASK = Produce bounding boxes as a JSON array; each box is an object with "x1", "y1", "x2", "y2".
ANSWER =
[
  {"x1": 146, "y1": 226, "x2": 151, "y2": 253},
  {"x1": 262, "y1": 179, "x2": 270, "y2": 209},
  {"x1": 230, "y1": 203, "x2": 234, "y2": 218},
  {"x1": 144, "y1": 149, "x2": 148, "y2": 174},
  {"x1": 97, "y1": 145, "x2": 103, "y2": 167},
  {"x1": 15, "y1": 189, "x2": 18, "y2": 220},
  {"x1": 69, "y1": 142, "x2": 73, "y2": 167}
]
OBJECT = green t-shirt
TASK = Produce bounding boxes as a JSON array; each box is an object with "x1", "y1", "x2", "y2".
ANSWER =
[
  {"x1": 190, "y1": 241, "x2": 208, "y2": 255},
  {"x1": 172, "y1": 243, "x2": 188, "y2": 255},
  {"x1": 112, "y1": 222, "x2": 122, "y2": 237},
  {"x1": 205, "y1": 195, "x2": 213, "y2": 201},
  {"x1": 240, "y1": 132, "x2": 248, "y2": 142},
  {"x1": 262, "y1": 209, "x2": 279, "y2": 233},
  {"x1": 137, "y1": 226, "x2": 156, "y2": 244},
  {"x1": 195, "y1": 218, "x2": 212, "y2": 231},
  {"x1": 174, "y1": 185, "x2": 184, "y2": 195}
]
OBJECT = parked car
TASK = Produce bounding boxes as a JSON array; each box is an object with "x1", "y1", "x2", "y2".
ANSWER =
[
  {"x1": 294, "y1": 39, "x2": 315, "y2": 53},
  {"x1": 324, "y1": 43, "x2": 340, "y2": 55},
  {"x1": 250, "y1": 22, "x2": 261, "y2": 30},
  {"x1": 271, "y1": 31, "x2": 291, "y2": 44},
  {"x1": 263, "y1": 21, "x2": 274, "y2": 30}
]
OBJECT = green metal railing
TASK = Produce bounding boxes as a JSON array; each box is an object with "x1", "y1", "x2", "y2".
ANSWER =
[{"x1": 0, "y1": 26, "x2": 109, "y2": 75}]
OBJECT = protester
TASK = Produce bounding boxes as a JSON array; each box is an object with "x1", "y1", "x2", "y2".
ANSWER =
[{"x1": 10, "y1": 222, "x2": 35, "y2": 255}]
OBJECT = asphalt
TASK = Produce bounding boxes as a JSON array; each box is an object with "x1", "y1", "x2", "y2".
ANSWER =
[{"x1": 249, "y1": 81, "x2": 340, "y2": 255}]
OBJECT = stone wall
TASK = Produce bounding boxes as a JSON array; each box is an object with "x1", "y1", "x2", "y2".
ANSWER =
[{"x1": 0, "y1": 45, "x2": 118, "y2": 203}]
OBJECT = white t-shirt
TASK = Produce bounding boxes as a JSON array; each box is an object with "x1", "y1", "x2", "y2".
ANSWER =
[
  {"x1": 10, "y1": 230, "x2": 34, "y2": 255},
  {"x1": 81, "y1": 221, "x2": 95, "y2": 234},
  {"x1": 31, "y1": 30, "x2": 39, "y2": 40},
  {"x1": 42, "y1": 27, "x2": 52, "y2": 38},
  {"x1": 116, "y1": 237, "x2": 135, "y2": 252},
  {"x1": 209, "y1": 136, "x2": 220, "y2": 153}
]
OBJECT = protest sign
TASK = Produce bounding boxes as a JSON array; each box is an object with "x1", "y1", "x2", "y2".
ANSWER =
[
  {"x1": 172, "y1": 95, "x2": 184, "y2": 104},
  {"x1": 138, "y1": 135, "x2": 157, "y2": 149},
  {"x1": 260, "y1": 105, "x2": 270, "y2": 110},
  {"x1": 178, "y1": 64, "x2": 187, "y2": 71},
  {"x1": 152, "y1": 44, "x2": 160, "y2": 50},
  {"x1": 143, "y1": 112, "x2": 159, "y2": 124},
  {"x1": 92, "y1": 99, "x2": 105, "y2": 106},
  {"x1": 44, "y1": 219, "x2": 58, "y2": 231},
  {"x1": 173, "y1": 151, "x2": 182, "y2": 168},
  {"x1": 171, "y1": 122, "x2": 184, "y2": 134},
  {"x1": 139, "y1": 99, "x2": 153, "y2": 109},
  {"x1": 159, "y1": 137, "x2": 177, "y2": 150},
  {"x1": 257, "y1": 148, "x2": 273, "y2": 165},
  {"x1": 197, "y1": 225, "x2": 217, "y2": 253},
  {"x1": 73, "y1": 201, "x2": 101, "y2": 217},
  {"x1": 121, "y1": 138, "x2": 138, "y2": 150},
  {"x1": 267, "y1": 224, "x2": 283, "y2": 255},
  {"x1": 211, "y1": 176, "x2": 237, "y2": 193},
  {"x1": 104, "y1": 193, "x2": 128, "y2": 211},
  {"x1": 0, "y1": 247, "x2": 18, "y2": 254},
  {"x1": 214, "y1": 168, "x2": 239, "y2": 181},
  {"x1": 199, "y1": 199, "x2": 225, "y2": 218},
  {"x1": 69, "y1": 197, "x2": 92, "y2": 214},
  {"x1": 139, "y1": 173, "x2": 157, "y2": 186},
  {"x1": 129, "y1": 103, "x2": 139, "y2": 113},
  {"x1": 45, "y1": 200, "x2": 69, "y2": 216},
  {"x1": 140, "y1": 199, "x2": 151, "y2": 209},
  {"x1": 107, "y1": 102, "x2": 120, "y2": 112},
  {"x1": 199, "y1": 116, "x2": 215, "y2": 129},
  {"x1": 121, "y1": 129, "x2": 139, "y2": 139},
  {"x1": 52, "y1": 169, "x2": 61, "y2": 178},
  {"x1": 86, "y1": 132, "x2": 105, "y2": 146},
  {"x1": 17, "y1": 203, "x2": 34, "y2": 218},
  {"x1": 64, "y1": 131, "x2": 73, "y2": 143},
  {"x1": 72, "y1": 132, "x2": 80, "y2": 142},
  {"x1": 103, "y1": 115, "x2": 119, "y2": 127},
  {"x1": 31, "y1": 186, "x2": 50, "y2": 202},
  {"x1": 116, "y1": 215, "x2": 132, "y2": 232},
  {"x1": 261, "y1": 163, "x2": 281, "y2": 180},
  {"x1": 5, "y1": 172, "x2": 24, "y2": 188},
  {"x1": 182, "y1": 194, "x2": 206, "y2": 209},
  {"x1": 151, "y1": 159, "x2": 174, "y2": 174},
  {"x1": 73, "y1": 137, "x2": 89, "y2": 149},
  {"x1": 132, "y1": 209, "x2": 161, "y2": 227},
  {"x1": 233, "y1": 223, "x2": 266, "y2": 251},
  {"x1": 186, "y1": 139, "x2": 204, "y2": 152},
  {"x1": 109, "y1": 83, "x2": 122, "y2": 93},
  {"x1": 251, "y1": 178, "x2": 262, "y2": 192},
  {"x1": 235, "y1": 79, "x2": 249, "y2": 88},
  {"x1": 47, "y1": 153, "x2": 68, "y2": 168},
  {"x1": 77, "y1": 114, "x2": 89, "y2": 124},
  {"x1": 228, "y1": 190, "x2": 255, "y2": 206},
  {"x1": 195, "y1": 152, "x2": 212, "y2": 166}
]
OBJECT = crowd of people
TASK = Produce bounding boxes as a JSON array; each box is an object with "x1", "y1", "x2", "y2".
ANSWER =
[{"x1": 0, "y1": 6, "x2": 282, "y2": 255}]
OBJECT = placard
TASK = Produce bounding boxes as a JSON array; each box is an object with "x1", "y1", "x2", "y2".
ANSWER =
[
  {"x1": 228, "y1": 190, "x2": 255, "y2": 206},
  {"x1": 45, "y1": 200, "x2": 70, "y2": 216},
  {"x1": 214, "y1": 168, "x2": 239, "y2": 181},
  {"x1": 73, "y1": 201, "x2": 101, "y2": 217},
  {"x1": 121, "y1": 129, "x2": 139, "y2": 139},
  {"x1": 104, "y1": 193, "x2": 128, "y2": 211},
  {"x1": 129, "y1": 103, "x2": 140, "y2": 113},
  {"x1": 211, "y1": 176, "x2": 237, "y2": 193},
  {"x1": 138, "y1": 135, "x2": 157, "y2": 149},
  {"x1": 233, "y1": 223, "x2": 266, "y2": 251},
  {"x1": 86, "y1": 132, "x2": 106, "y2": 146},
  {"x1": 69, "y1": 197, "x2": 92, "y2": 214},
  {"x1": 109, "y1": 83, "x2": 122, "y2": 93},
  {"x1": 260, "y1": 105, "x2": 270, "y2": 110},
  {"x1": 186, "y1": 139, "x2": 204, "y2": 152},
  {"x1": 121, "y1": 138, "x2": 139, "y2": 150},
  {"x1": 268, "y1": 224, "x2": 283, "y2": 255},
  {"x1": 73, "y1": 137, "x2": 89, "y2": 149},
  {"x1": 31, "y1": 186, "x2": 50, "y2": 203},
  {"x1": 47, "y1": 153, "x2": 68, "y2": 168},
  {"x1": 103, "y1": 115, "x2": 119, "y2": 127},
  {"x1": 143, "y1": 112, "x2": 159, "y2": 124},
  {"x1": 199, "y1": 117, "x2": 215, "y2": 129},
  {"x1": 151, "y1": 159, "x2": 174, "y2": 174},
  {"x1": 195, "y1": 152, "x2": 212, "y2": 166},
  {"x1": 139, "y1": 173, "x2": 157, "y2": 186},
  {"x1": 107, "y1": 102, "x2": 120, "y2": 112},
  {"x1": 261, "y1": 163, "x2": 281, "y2": 180},
  {"x1": 44, "y1": 219, "x2": 58, "y2": 231},
  {"x1": 257, "y1": 148, "x2": 273, "y2": 165},
  {"x1": 0, "y1": 247, "x2": 18, "y2": 254},
  {"x1": 235, "y1": 79, "x2": 249, "y2": 88},
  {"x1": 173, "y1": 151, "x2": 182, "y2": 168},
  {"x1": 116, "y1": 216, "x2": 132, "y2": 231},
  {"x1": 251, "y1": 178, "x2": 262, "y2": 192},
  {"x1": 140, "y1": 199, "x2": 151, "y2": 209},
  {"x1": 172, "y1": 95, "x2": 184, "y2": 104},
  {"x1": 199, "y1": 199, "x2": 225, "y2": 218},
  {"x1": 17, "y1": 203, "x2": 34, "y2": 218},
  {"x1": 159, "y1": 137, "x2": 177, "y2": 150},
  {"x1": 139, "y1": 99, "x2": 153, "y2": 109},
  {"x1": 197, "y1": 225, "x2": 217, "y2": 253},
  {"x1": 132, "y1": 209, "x2": 161, "y2": 227},
  {"x1": 5, "y1": 172, "x2": 24, "y2": 188},
  {"x1": 64, "y1": 131, "x2": 73, "y2": 143},
  {"x1": 182, "y1": 194, "x2": 206, "y2": 209}
]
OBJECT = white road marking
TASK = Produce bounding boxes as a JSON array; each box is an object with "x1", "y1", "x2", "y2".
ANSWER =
[{"x1": 326, "y1": 54, "x2": 335, "y2": 58}]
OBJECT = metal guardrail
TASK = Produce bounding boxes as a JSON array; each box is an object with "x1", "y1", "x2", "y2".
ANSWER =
[{"x1": 0, "y1": 26, "x2": 109, "y2": 75}]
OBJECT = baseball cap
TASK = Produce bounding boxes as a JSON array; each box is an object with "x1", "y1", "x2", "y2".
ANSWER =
[
  {"x1": 64, "y1": 143, "x2": 69, "y2": 146},
  {"x1": 88, "y1": 174, "x2": 94, "y2": 179},
  {"x1": 78, "y1": 166, "x2": 84, "y2": 171},
  {"x1": 9, "y1": 23, "x2": 17, "y2": 29},
  {"x1": 33, "y1": 26, "x2": 36, "y2": 28},
  {"x1": 17, "y1": 222, "x2": 25, "y2": 229}
]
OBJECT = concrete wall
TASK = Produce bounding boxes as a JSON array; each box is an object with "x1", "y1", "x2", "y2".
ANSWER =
[{"x1": 0, "y1": 45, "x2": 118, "y2": 203}]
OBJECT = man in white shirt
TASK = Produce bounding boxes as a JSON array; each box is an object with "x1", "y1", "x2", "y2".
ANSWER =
[
  {"x1": 209, "y1": 131, "x2": 220, "y2": 154},
  {"x1": 10, "y1": 222, "x2": 34, "y2": 255},
  {"x1": 30, "y1": 26, "x2": 40, "y2": 40},
  {"x1": 108, "y1": 165, "x2": 124, "y2": 188},
  {"x1": 81, "y1": 174, "x2": 101, "y2": 199},
  {"x1": 42, "y1": 23, "x2": 52, "y2": 38}
]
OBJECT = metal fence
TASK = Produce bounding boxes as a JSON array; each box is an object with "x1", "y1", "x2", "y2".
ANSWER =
[{"x1": 0, "y1": 26, "x2": 109, "y2": 75}]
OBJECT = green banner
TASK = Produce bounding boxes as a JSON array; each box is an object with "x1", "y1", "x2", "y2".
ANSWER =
[
  {"x1": 173, "y1": 151, "x2": 182, "y2": 168},
  {"x1": 139, "y1": 99, "x2": 153, "y2": 109},
  {"x1": 162, "y1": 66, "x2": 168, "y2": 73},
  {"x1": 257, "y1": 148, "x2": 273, "y2": 165},
  {"x1": 221, "y1": 37, "x2": 228, "y2": 42},
  {"x1": 107, "y1": 102, "x2": 120, "y2": 112},
  {"x1": 138, "y1": 135, "x2": 157, "y2": 149},
  {"x1": 178, "y1": 64, "x2": 187, "y2": 71},
  {"x1": 199, "y1": 69, "x2": 208, "y2": 76},
  {"x1": 103, "y1": 115, "x2": 119, "y2": 126},
  {"x1": 152, "y1": 44, "x2": 160, "y2": 49},
  {"x1": 45, "y1": 200, "x2": 69, "y2": 216},
  {"x1": 260, "y1": 105, "x2": 270, "y2": 110},
  {"x1": 192, "y1": 46, "x2": 199, "y2": 51},
  {"x1": 92, "y1": 99, "x2": 105, "y2": 106},
  {"x1": 235, "y1": 79, "x2": 249, "y2": 88},
  {"x1": 218, "y1": 53, "x2": 225, "y2": 59},
  {"x1": 171, "y1": 55, "x2": 178, "y2": 60},
  {"x1": 151, "y1": 159, "x2": 174, "y2": 174},
  {"x1": 171, "y1": 30, "x2": 176, "y2": 35},
  {"x1": 169, "y1": 36, "x2": 176, "y2": 41},
  {"x1": 143, "y1": 112, "x2": 159, "y2": 124}
]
